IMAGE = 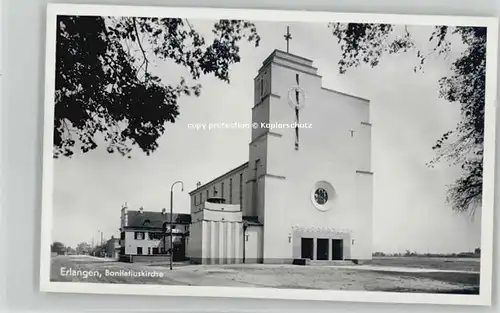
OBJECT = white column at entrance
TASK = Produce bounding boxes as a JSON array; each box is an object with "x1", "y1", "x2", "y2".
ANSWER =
[
  {"x1": 312, "y1": 238, "x2": 317, "y2": 261},
  {"x1": 328, "y1": 238, "x2": 333, "y2": 261}
]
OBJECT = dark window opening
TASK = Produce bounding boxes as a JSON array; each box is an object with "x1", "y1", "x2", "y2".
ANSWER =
[
  {"x1": 332, "y1": 239, "x2": 344, "y2": 260},
  {"x1": 134, "y1": 232, "x2": 145, "y2": 240},
  {"x1": 149, "y1": 232, "x2": 163, "y2": 240},
  {"x1": 317, "y1": 239, "x2": 329, "y2": 260},
  {"x1": 301, "y1": 238, "x2": 314, "y2": 259},
  {"x1": 229, "y1": 178, "x2": 233, "y2": 204}
]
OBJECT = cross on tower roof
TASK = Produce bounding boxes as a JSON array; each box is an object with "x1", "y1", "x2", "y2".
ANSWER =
[{"x1": 284, "y1": 26, "x2": 292, "y2": 53}]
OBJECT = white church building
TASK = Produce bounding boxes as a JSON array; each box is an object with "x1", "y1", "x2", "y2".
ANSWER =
[{"x1": 186, "y1": 49, "x2": 373, "y2": 265}]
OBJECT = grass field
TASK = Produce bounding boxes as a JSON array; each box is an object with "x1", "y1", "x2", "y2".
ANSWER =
[
  {"x1": 50, "y1": 255, "x2": 480, "y2": 294},
  {"x1": 371, "y1": 256, "x2": 480, "y2": 272}
]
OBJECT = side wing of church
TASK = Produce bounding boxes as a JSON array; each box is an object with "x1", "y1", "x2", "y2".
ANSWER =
[{"x1": 187, "y1": 49, "x2": 373, "y2": 265}]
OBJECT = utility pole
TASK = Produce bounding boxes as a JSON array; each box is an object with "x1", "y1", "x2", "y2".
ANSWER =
[
  {"x1": 97, "y1": 229, "x2": 104, "y2": 246},
  {"x1": 169, "y1": 181, "x2": 184, "y2": 270}
]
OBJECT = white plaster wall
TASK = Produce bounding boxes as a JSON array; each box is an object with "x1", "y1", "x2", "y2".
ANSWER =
[
  {"x1": 272, "y1": 52, "x2": 318, "y2": 76},
  {"x1": 205, "y1": 202, "x2": 241, "y2": 211},
  {"x1": 256, "y1": 54, "x2": 373, "y2": 262},
  {"x1": 195, "y1": 208, "x2": 242, "y2": 222},
  {"x1": 192, "y1": 203, "x2": 242, "y2": 223},
  {"x1": 247, "y1": 126, "x2": 269, "y2": 219},
  {"x1": 200, "y1": 221, "x2": 243, "y2": 264},
  {"x1": 124, "y1": 230, "x2": 184, "y2": 255},
  {"x1": 187, "y1": 222, "x2": 203, "y2": 260},
  {"x1": 123, "y1": 231, "x2": 161, "y2": 255},
  {"x1": 245, "y1": 226, "x2": 263, "y2": 261},
  {"x1": 352, "y1": 173, "x2": 373, "y2": 260},
  {"x1": 251, "y1": 101, "x2": 271, "y2": 140},
  {"x1": 357, "y1": 123, "x2": 372, "y2": 172}
]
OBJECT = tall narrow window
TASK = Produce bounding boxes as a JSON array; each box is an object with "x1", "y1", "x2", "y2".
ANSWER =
[
  {"x1": 294, "y1": 73, "x2": 301, "y2": 150},
  {"x1": 229, "y1": 178, "x2": 233, "y2": 204},
  {"x1": 221, "y1": 182, "x2": 225, "y2": 200},
  {"x1": 206, "y1": 189, "x2": 209, "y2": 200},
  {"x1": 239, "y1": 173, "x2": 243, "y2": 210},
  {"x1": 255, "y1": 159, "x2": 260, "y2": 178},
  {"x1": 199, "y1": 193, "x2": 202, "y2": 204}
]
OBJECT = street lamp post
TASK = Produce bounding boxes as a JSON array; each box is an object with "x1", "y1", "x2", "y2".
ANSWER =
[
  {"x1": 242, "y1": 222, "x2": 248, "y2": 264},
  {"x1": 170, "y1": 180, "x2": 184, "y2": 270}
]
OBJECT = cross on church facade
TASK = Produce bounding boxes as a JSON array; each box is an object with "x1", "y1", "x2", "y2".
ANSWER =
[
  {"x1": 284, "y1": 26, "x2": 292, "y2": 53},
  {"x1": 295, "y1": 74, "x2": 300, "y2": 150},
  {"x1": 283, "y1": 26, "x2": 303, "y2": 150}
]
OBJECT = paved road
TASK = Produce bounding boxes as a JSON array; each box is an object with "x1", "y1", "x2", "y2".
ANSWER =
[{"x1": 50, "y1": 255, "x2": 479, "y2": 293}]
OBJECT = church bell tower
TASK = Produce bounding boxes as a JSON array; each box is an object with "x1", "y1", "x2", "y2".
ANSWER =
[{"x1": 246, "y1": 44, "x2": 322, "y2": 222}]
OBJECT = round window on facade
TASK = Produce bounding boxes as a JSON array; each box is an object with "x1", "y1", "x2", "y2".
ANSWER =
[
  {"x1": 310, "y1": 181, "x2": 336, "y2": 211},
  {"x1": 314, "y1": 188, "x2": 328, "y2": 205}
]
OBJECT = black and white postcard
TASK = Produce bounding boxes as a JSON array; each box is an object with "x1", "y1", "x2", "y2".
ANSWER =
[{"x1": 40, "y1": 3, "x2": 498, "y2": 306}]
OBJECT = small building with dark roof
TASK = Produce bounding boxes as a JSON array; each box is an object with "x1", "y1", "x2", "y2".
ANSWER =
[
  {"x1": 120, "y1": 206, "x2": 191, "y2": 259},
  {"x1": 105, "y1": 236, "x2": 120, "y2": 259}
]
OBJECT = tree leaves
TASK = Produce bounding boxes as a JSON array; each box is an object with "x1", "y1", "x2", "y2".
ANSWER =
[
  {"x1": 330, "y1": 23, "x2": 394, "y2": 73},
  {"x1": 51, "y1": 241, "x2": 66, "y2": 254},
  {"x1": 330, "y1": 23, "x2": 486, "y2": 216},
  {"x1": 54, "y1": 16, "x2": 260, "y2": 158}
]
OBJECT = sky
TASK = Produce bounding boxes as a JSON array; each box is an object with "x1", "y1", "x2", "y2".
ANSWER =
[{"x1": 51, "y1": 19, "x2": 482, "y2": 254}]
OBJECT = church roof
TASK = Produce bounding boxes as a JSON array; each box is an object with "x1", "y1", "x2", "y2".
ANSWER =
[
  {"x1": 259, "y1": 49, "x2": 318, "y2": 76},
  {"x1": 125, "y1": 210, "x2": 191, "y2": 229},
  {"x1": 263, "y1": 49, "x2": 314, "y2": 66},
  {"x1": 260, "y1": 49, "x2": 370, "y2": 102}
]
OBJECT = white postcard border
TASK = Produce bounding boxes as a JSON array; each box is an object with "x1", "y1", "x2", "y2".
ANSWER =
[{"x1": 40, "y1": 3, "x2": 499, "y2": 306}]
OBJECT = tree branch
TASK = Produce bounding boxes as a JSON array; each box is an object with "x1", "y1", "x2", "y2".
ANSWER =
[
  {"x1": 132, "y1": 17, "x2": 149, "y2": 79},
  {"x1": 185, "y1": 19, "x2": 194, "y2": 32}
]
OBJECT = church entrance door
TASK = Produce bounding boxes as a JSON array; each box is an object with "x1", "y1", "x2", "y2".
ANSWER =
[
  {"x1": 332, "y1": 239, "x2": 343, "y2": 260},
  {"x1": 316, "y1": 238, "x2": 329, "y2": 260},
  {"x1": 300, "y1": 238, "x2": 314, "y2": 259}
]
